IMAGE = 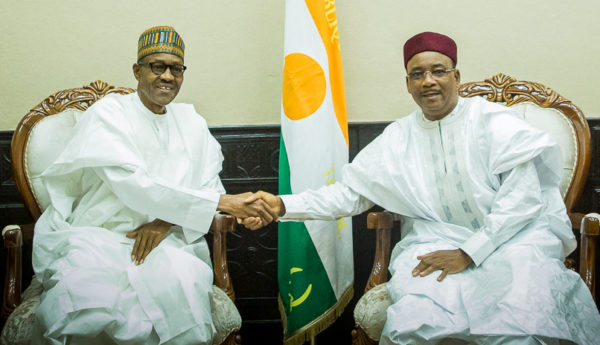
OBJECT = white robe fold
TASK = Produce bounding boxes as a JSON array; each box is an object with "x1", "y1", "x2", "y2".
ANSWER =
[
  {"x1": 32, "y1": 93, "x2": 225, "y2": 345},
  {"x1": 280, "y1": 97, "x2": 600, "y2": 344}
]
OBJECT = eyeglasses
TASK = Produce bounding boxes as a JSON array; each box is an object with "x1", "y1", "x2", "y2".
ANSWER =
[
  {"x1": 408, "y1": 68, "x2": 456, "y2": 81},
  {"x1": 138, "y1": 62, "x2": 187, "y2": 77}
]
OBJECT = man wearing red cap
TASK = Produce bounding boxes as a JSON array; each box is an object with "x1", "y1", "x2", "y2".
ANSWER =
[
  {"x1": 244, "y1": 32, "x2": 600, "y2": 344},
  {"x1": 30, "y1": 26, "x2": 276, "y2": 345}
]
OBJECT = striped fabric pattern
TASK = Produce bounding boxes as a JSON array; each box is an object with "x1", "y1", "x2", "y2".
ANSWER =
[{"x1": 137, "y1": 26, "x2": 185, "y2": 61}]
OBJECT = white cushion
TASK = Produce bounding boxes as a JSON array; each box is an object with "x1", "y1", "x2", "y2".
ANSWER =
[
  {"x1": 353, "y1": 283, "x2": 391, "y2": 341},
  {"x1": 211, "y1": 286, "x2": 242, "y2": 345},
  {"x1": 26, "y1": 109, "x2": 83, "y2": 212},
  {"x1": 0, "y1": 279, "x2": 43, "y2": 345},
  {"x1": 509, "y1": 103, "x2": 576, "y2": 198}
]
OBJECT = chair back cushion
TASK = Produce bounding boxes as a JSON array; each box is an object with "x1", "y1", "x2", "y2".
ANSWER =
[
  {"x1": 12, "y1": 81, "x2": 134, "y2": 219},
  {"x1": 26, "y1": 109, "x2": 83, "y2": 213},
  {"x1": 459, "y1": 73, "x2": 590, "y2": 211},
  {"x1": 508, "y1": 102, "x2": 576, "y2": 198}
]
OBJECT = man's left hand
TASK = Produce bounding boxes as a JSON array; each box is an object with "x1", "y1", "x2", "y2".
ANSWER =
[
  {"x1": 412, "y1": 249, "x2": 473, "y2": 282},
  {"x1": 126, "y1": 219, "x2": 172, "y2": 265}
]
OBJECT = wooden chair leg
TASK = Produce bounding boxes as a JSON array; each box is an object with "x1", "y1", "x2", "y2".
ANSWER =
[
  {"x1": 351, "y1": 212, "x2": 394, "y2": 344},
  {"x1": 364, "y1": 212, "x2": 393, "y2": 293},
  {"x1": 211, "y1": 214, "x2": 236, "y2": 301},
  {"x1": 580, "y1": 214, "x2": 599, "y2": 302},
  {"x1": 220, "y1": 331, "x2": 241, "y2": 345},
  {"x1": 351, "y1": 324, "x2": 378, "y2": 345},
  {"x1": 2, "y1": 225, "x2": 23, "y2": 323}
]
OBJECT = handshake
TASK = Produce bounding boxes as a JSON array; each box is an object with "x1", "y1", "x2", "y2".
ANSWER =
[{"x1": 217, "y1": 191, "x2": 285, "y2": 230}]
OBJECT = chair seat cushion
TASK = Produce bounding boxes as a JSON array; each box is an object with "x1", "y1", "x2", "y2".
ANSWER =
[
  {"x1": 0, "y1": 279, "x2": 43, "y2": 345},
  {"x1": 1, "y1": 277, "x2": 241, "y2": 345},
  {"x1": 211, "y1": 286, "x2": 242, "y2": 345},
  {"x1": 353, "y1": 283, "x2": 391, "y2": 341}
]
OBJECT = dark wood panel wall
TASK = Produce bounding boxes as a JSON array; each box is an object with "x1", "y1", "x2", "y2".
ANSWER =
[{"x1": 1, "y1": 120, "x2": 599, "y2": 344}]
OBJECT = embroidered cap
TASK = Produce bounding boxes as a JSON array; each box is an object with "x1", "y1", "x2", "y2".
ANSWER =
[
  {"x1": 403, "y1": 32, "x2": 457, "y2": 68},
  {"x1": 137, "y1": 26, "x2": 185, "y2": 61}
]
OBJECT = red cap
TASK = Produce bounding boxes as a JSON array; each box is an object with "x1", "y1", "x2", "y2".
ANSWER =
[{"x1": 403, "y1": 32, "x2": 457, "y2": 68}]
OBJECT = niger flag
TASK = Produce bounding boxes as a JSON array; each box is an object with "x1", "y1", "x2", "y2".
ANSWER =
[{"x1": 278, "y1": 0, "x2": 353, "y2": 344}]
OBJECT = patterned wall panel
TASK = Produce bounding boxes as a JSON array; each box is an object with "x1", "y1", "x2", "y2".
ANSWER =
[{"x1": 580, "y1": 122, "x2": 600, "y2": 212}]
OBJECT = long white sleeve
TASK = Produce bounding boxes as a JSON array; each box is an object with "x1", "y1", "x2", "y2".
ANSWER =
[
  {"x1": 460, "y1": 161, "x2": 543, "y2": 266},
  {"x1": 93, "y1": 165, "x2": 222, "y2": 243},
  {"x1": 280, "y1": 182, "x2": 375, "y2": 221}
]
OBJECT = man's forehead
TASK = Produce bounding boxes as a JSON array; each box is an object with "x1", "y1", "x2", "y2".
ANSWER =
[
  {"x1": 406, "y1": 51, "x2": 453, "y2": 71},
  {"x1": 143, "y1": 52, "x2": 184, "y2": 64}
]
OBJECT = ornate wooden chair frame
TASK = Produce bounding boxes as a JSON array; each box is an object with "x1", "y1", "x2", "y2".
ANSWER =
[
  {"x1": 2, "y1": 81, "x2": 242, "y2": 345},
  {"x1": 350, "y1": 73, "x2": 599, "y2": 345}
]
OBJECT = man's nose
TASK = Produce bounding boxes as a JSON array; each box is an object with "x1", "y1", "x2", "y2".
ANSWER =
[
  {"x1": 422, "y1": 71, "x2": 437, "y2": 86},
  {"x1": 160, "y1": 67, "x2": 175, "y2": 81}
]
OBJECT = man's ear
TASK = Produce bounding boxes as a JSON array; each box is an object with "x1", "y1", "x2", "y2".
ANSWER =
[
  {"x1": 454, "y1": 69, "x2": 461, "y2": 85},
  {"x1": 406, "y1": 76, "x2": 412, "y2": 94},
  {"x1": 133, "y1": 63, "x2": 141, "y2": 81}
]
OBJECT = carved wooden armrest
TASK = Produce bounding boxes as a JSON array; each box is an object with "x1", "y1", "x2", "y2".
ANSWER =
[
  {"x1": 569, "y1": 212, "x2": 585, "y2": 230},
  {"x1": 580, "y1": 213, "x2": 599, "y2": 302},
  {"x1": 210, "y1": 214, "x2": 236, "y2": 302},
  {"x1": 2, "y1": 225, "x2": 24, "y2": 321},
  {"x1": 364, "y1": 212, "x2": 394, "y2": 293}
]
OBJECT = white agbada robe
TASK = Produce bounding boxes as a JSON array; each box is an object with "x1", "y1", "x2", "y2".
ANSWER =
[
  {"x1": 32, "y1": 93, "x2": 225, "y2": 345},
  {"x1": 280, "y1": 97, "x2": 600, "y2": 345}
]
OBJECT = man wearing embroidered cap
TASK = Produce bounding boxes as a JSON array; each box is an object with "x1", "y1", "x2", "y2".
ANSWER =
[
  {"x1": 243, "y1": 31, "x2": 600, "y2": 344},
  {"x1": 31, "y1": 26, "x2": 276, "y2": 344}
]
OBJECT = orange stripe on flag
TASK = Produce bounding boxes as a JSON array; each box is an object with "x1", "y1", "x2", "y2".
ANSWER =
[{"x1": 305, "y1": 0, "x2": 349, "y2": 146}]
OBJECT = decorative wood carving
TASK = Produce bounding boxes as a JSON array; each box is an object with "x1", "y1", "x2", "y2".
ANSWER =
[
  {"x1": 29, "y1": 81, "x2": 134, "y2": 115},
  {"x1": 459, "y1": 73, "x2": 591, "y2": 211},
  {"x1": 211, "y1": 214, "x2": 236, "y2": 301},
  {"x1": 364, "y1": 212, "x2": 393, "y2": 293}
]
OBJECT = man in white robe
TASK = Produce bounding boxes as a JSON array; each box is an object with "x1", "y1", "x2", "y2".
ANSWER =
[
  {"x1": 32, "y1": 26, "x2": 275, "y2": 345},
  {"x1": 244, "y1": 32, "x2": 600, "y2": 344}
]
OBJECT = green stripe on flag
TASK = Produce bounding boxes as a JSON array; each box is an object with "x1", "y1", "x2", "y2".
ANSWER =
[{"x1": 278, "y1": 135, "x2": 337, "y2": 337}]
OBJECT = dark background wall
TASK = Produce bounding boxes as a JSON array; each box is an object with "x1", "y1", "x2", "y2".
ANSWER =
[{"x1": 1, "y1": 121, "x2": 599, "y2": 344}]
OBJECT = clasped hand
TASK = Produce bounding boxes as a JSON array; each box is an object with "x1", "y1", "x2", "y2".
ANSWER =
[
  {"x1": 227, "y1": 191, "x2": 283, "y2": 230},
  {"x1": 218, "y1": 191, "x2": 282, "y2": 230},
  {"x1": 412, "y1": 249, "x2": 473, "y2": 282}
]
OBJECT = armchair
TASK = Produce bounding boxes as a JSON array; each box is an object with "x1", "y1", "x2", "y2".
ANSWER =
[
  {"x1": 351, "y1": 73, "x2": 598, "y2": 344},
  {"x1": 1, "y1": 81, "x2": 242, "y2": 345}
]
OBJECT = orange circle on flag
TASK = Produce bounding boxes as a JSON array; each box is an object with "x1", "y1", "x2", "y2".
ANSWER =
[{"x1": 282, "y1": 53, "x2": 326, "y2": 120}]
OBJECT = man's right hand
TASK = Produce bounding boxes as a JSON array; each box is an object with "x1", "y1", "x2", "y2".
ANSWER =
[
  {"x1": 238, "y1": 191, "x2": 285, "y2": 230},
  {"x1": 245, "y1": 191, "x2": 285, "y2": 216},
  {"x1": 217, "y1": 192, "x2": 278, "y2": 226}
]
